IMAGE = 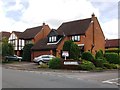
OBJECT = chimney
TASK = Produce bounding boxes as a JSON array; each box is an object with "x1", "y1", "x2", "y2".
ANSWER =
[
  {"x1": 92, "y1": 13, "x2": 95, "y2": 17},
  {"x1": 43, "y1": 22, "x2": 45, "y2": 26}
]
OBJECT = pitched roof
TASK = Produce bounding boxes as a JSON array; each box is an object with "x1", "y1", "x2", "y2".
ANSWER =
[
  {"x1": 0, "y1": 31, "x2": 11, "y2": 38},
  {"x1": 105, "y1": 39, "x2": 120, "y2": 48},
  {"x1": 12, "y1": 31, "x2": 22, "y2": 38},
  {"x1": 57, "y1": 18, "x2": 92, "y2": 36},
  {"x1": 31, "y1": 38, "x2": 57, "y2": 50},
  {"x1": 20, "y1": 26, "x2": 43, "y2": 39}
]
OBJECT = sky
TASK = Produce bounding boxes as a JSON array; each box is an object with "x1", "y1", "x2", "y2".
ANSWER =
[{"x1": 0, "y1": 0, "x2": 119, "y2": 39}]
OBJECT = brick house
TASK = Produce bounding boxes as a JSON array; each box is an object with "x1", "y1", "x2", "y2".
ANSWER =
[
  {"x1": 19, "y1": 23, "x2": 51, "y2": 45},
  {"x1": 31, "y1": 14, "x2": 105, "y2": 60},
  {"x1": 105, "y1": 39, "x2": 120, "y2": 50},
  {"x1": 8, "y1": 31, "x2": 24, "y2": 56}
]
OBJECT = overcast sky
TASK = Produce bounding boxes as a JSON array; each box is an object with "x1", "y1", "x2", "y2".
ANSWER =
[{"x1": 0, "y1": 0, "x2": 119, "y2": 39}]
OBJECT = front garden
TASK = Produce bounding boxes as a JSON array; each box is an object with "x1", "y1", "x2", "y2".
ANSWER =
[{"x1": 39, "y1": 40, "x2": 120, "y2": 71}]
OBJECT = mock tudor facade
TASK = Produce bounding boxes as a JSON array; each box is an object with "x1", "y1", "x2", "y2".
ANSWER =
[
  {"x1": 31, "y1": 14, "x2": 105, "y2": 60},
  {"x1": 8, "y1": 31, "x2": 24, "y2": 56}
]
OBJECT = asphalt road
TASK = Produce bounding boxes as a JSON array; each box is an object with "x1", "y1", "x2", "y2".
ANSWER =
[{"x1": 2, "y1": 68, "x2": 119, "y2": 88}]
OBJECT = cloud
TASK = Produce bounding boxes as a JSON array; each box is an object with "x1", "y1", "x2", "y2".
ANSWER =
[
  {"x1": 101, "y1": 19, "x2": 118, "y2": 39},
  {"x1": 0, "y1": 0, "x2": 118, "y2": 39},
  {"x1": 21, "y1": 0, "x2": 100, "y2": 28}
]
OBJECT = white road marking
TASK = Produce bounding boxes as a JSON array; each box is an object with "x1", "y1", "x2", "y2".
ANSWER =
[{"x1": 102, "y1": 78, "x2": 120, "y2": 86}]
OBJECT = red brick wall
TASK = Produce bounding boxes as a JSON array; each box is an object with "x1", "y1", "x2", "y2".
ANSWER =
[
  {"x1": 31, "y1": 50, "x2": 51, "y2": 61},
  {"x1": 34, "y1": 25, "x2": 51, "y2": 43},
  {"x1": 84, "y1": 17, "x2": 105, "y2": 55}
]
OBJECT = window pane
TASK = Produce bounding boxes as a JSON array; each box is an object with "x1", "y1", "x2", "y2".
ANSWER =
[
  {"x1": 49, "y1": 37, "x2": 51, "y2": 42},
  {"x1": 72, "y1": 36, "x2": 74, "y2": 41},
  {"x1": 78, "y1": 36, "x2": 80, "y2": 41}
]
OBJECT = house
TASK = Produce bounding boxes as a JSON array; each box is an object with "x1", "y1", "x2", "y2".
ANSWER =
[
  {"x1": 8, "y1": 31, "x2": 24, "y2": 56},
  {"x1": 31, "y1": 14, "x2": 105, "y2": 60},
  {"x1": 19, "y1": 23, "x2": 51, "y2": 45},
  {"x1": 105, "y1": 39, "x2": 120, "y2": 52}
]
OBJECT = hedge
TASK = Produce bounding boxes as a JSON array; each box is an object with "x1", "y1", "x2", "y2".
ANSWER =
[
  {"x1": 104, "y1": 53, "x2": 119, "y2": 64},
  {"x1": 78, "y1": 60, "x2": 95, "y2": 70},
  {"x1": 81, "y1": 52, "x2": 94, "y2": 62},
  {"x1": 48, "y1": 57, "x2": 61, "y2": 69}
]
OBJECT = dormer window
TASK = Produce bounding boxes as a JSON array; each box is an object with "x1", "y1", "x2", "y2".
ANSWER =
[
  {"x1": 72, "y1": 35, "x2": 80, "y2": 42},
  {"x1": 49, "y1": 36, "x2": 57, "y2": 42}
]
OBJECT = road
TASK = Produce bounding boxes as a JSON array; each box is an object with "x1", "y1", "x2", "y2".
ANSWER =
[{"x1": 2, "y1": 68, "x2": 119, "y2": 88}]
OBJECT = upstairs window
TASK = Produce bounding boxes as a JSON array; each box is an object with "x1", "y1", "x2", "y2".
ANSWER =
[
  {"x1": 49, "y1": 36, "x2": 57, "y2": 42},
  {"x1": 72, "y1": 35, "x2": 80, "y2": 42}
]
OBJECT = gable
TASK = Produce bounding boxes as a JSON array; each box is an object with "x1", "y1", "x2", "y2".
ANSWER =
[
  {"x1": 20, "y1": 26, "x2": 42, "y2": 39},
  {"x1": 57, "y1": 18, "x2": 91, "y2": 36}
]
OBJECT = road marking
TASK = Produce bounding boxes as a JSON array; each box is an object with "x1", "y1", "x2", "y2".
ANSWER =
[{"x1": 102, "y1": 78, "x2": 120, "y2": 86}]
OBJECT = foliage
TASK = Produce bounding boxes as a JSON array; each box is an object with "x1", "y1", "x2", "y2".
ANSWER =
[
  {"x1": 22, "y1": 44, "x2": 33, "y2": 61},
  {"x1": 48, "y1": 57, "x2": 61, "y2": 69},
  {"x1": 94, "y1": 58, "x2": 108, "y2": 68},
  {"x1": 104, "y1": 53, "x2": 119, "y2": 64},
  {"x1": 38, "y1": 63, "x2": 48, "y2": 68},
  {"x1": 70, "y1": 43, "x2": 80, "y2": 60},
  {"x1": 103, "y1": 63, "x2": 118, "y2": 69},
  {"x1": 78, "y1": 60, "x2": 95, "y2": 71},
  {"x1": 81, "y1": 51, "x2": 94, "y2": 62},
  {"x1": 63, "y1": 40, "x2": 80, "y2": 60},
  {"x1": 95, "y1": 49, "x2": 104, "y2": 59},
  {"x1": 2, "y1": 38, "x2": 14, "y2": 57}
]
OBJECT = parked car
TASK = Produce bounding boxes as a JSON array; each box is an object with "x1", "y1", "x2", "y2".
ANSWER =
[
  {"x1": 5, "y1": 55, "x2": 22, "y2": 61},
  {"x1": 33, "y1": 55, "x2": 55, "y2": 65}
]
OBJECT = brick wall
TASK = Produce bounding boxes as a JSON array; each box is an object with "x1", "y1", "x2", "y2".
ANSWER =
[
  {"x1": 31, "y1": 50, "x2": 51, "y2": 61},
  {"x1": 34, "y1": 25, "x2": 51, "y2": 43}
]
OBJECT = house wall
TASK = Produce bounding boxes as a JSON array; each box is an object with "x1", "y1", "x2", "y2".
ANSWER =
[
  {"x1": 56, "y1": 37, "x2": 69, "y2": 58},
  {"x1": 84, "y1": 17, "x2": 105, "y2": 55},
  {"x1": 31, "y1": 50, "x2": 51, "y2": 61},
  {"x1": 34, "y1": 25, "x2": 51, "y2": 43}
]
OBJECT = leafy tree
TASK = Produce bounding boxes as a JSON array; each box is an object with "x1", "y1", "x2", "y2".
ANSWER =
[
  {"x1": 63, "y1": 40, "x2": 80, "y2": 60},
  {"x1": 2, "y1": 38, "x2": 14, "y2": 57},
  {"x1": 22, "y1": 44, "x2": 33, "y2": 61}
]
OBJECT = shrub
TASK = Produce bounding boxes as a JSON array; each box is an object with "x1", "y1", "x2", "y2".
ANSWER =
[
  {"x1": 78, "y1": 60, "x2": 95, "y2": 71},
  {"x1": 104, "y1": 53, "x2": 119, "y2": 64},
  {"x1": 95, "y1": 49, "x2": 104, "y2": 59},
  {"x1": 38, "y1": 63, "x2": 48, "y2": 68},
  {"x1": 48, "y1": 58, "x2": 61, "y2": 69},
  {"x1": 81, "y1": 52, "x2": 94, "y2": 62},
  {"x1": 103, "y1": 63, "x2": 118, "y2": 69},
  {"x1": 94, "y1": 58, "x2": 108, "y2": 68},
  {"x1": 63, "y1": 40, "x2": 80, "y2": 60},
  {"x1": 22, "y1": 44, "x2": 33, "y2": 61}
]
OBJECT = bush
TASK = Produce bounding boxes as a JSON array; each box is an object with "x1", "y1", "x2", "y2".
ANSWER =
[
  {"x1": 63, "y1": 40, "x2": 80, "y2": 60},
  {"x1": 94, "y1": 58, "x2": 108, "y2": 68},
  {"x1": 78, "y1": 60, "x2": 95, "y2": 71},
  {"x1": 95, "y1": 49, "x2": 104, "y2": 59},
  {"x1": 22, "y1": 44, "x2": 33, "y2": 61},
  {"x1": 38, "y1": 63, "x2": 48, "y2": 68},
  {"x1": 103, "y1": 63, "x2": 118, "y2": 69},
  {"x1": 81, "y1": 52, "x2": 94, "y2": 62},
  {"x1": 104, "y1": 53, "x2": 119, "y2": 64},
  {"x1": 48, "y1": 58, "x2": 61, "y2": 69}
]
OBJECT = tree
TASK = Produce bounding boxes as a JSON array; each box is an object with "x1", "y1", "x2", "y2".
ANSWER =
[
  {"x1": 2, "y1": 38, "x2": 14, "y2": 57},
  {"x1": 63, "y1": 40, "x2": 80, "y2": 60},
  {"x1": 22, "y1": 44, "x2": 33, "y2": 61}
]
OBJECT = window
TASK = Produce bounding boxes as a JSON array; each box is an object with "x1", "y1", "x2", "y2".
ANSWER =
[
  {"x1": 49, "y1": 36, "x2": 57, "y2": 42},
  {"x1": 71, "y1": 35, "x2": 80, "y2": 41}
]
